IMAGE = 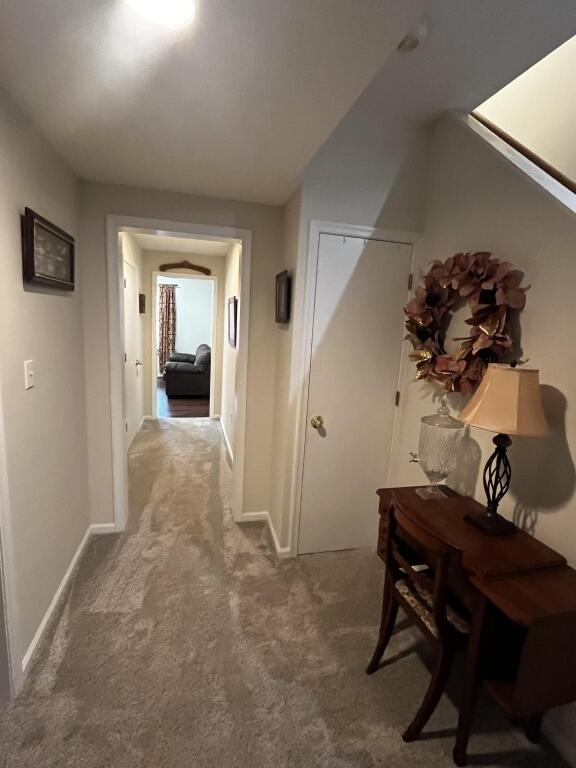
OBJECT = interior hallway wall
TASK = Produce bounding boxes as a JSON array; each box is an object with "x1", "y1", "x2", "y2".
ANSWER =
[
  {"x1": 269, "y1": 188, "x2": 303, "y2": 547},
  {"x1": 220, "y1": 244, "x2": 240, "y2": 456},
  {"x1": 139, "y1": 251, "x2": 225, "y2": 416},
  {"x1": 267, "y1": 111, "x2": 430, "y2": 551},
  {"x1": 0, "y1": 86, "x2": 89, "y2": 686},
  {"x1": 390, "y1": 114, "x2": 576, "y2": 763},
  {"x1": 79, "y1": 183, "x2": 282, "y2": 524}
]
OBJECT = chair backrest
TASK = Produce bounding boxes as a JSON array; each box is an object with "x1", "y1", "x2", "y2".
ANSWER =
[
  {"x1": 388, "y1": 502, "x2": 463, "y2": 637},
  {"x1": 194, "y1": 344, "x2": 211, "y2": 372}
]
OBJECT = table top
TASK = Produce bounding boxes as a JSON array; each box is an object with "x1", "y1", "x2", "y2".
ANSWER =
[{"x1": 377, "y1": 486, "x2": 575, "y2": 626}]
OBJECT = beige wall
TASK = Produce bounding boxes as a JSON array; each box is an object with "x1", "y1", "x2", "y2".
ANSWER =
[
  {"x1": 269, "y1": 189, "x2": 303, "y2": 547},
  {"x1": 79, "y1": 182, "x2": 283, "y2": 524},
  {"x1": 221, "y1": 244, "x2": 240, "y2": 455},
  {"x1": 390, "y1": 115, "x2": 576, "y2": 758},
  {"x1": 0, "y1": 86, "x2": 89, "y2": 684},
  {"x1": 137, "y1": 250, "x2": 226, "y2": 417}
]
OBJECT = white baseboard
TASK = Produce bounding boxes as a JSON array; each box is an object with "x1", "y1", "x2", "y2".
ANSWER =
[
  {"x1": 241, "y1": 510, "x2": 292, "y2": 559},
  {"x1": 21, "y1": 522, "x2": 117, "y2": 673},
  {"x1": 21, "y1": 525, "x2": 92, "y2": 672},
  {"x1": 220, "y1": 420, "x2": 234, "y2": 462},
  {"x1": 90, "y1": 523, "x2": 116, "y2": 535},
  {"x1": 544, "y1": 716, "x2": 576, "y2": 767}
]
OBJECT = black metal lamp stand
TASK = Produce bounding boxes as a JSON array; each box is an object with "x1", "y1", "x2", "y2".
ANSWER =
[{"x1": 465, "y1": 433, "x2": 518, "y2": 536}]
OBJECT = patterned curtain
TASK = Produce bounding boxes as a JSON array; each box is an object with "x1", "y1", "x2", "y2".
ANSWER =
[{"x1": 158, "y1": 284, "x2": 177, "y2": 372}]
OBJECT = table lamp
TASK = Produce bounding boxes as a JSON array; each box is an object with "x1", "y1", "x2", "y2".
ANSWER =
[{"x1": 458, "y1": 364, "x2": 549, "y2": 535}]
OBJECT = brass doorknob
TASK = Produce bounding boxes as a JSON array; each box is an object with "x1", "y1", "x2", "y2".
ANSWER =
[{"x1": 310, "y1": 415, "x2": 324, "y2": 430}]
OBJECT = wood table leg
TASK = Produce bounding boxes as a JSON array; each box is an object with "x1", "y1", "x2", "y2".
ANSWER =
[
  {"x1": 526, "y1": 713, "x2": 543, "y2": 744},
  {"x1": 454, "y1": 596, "x2": 486, "y2": 767},
  {"x1": 366, "y1": 576, "x2": 398, "y2": 675}
]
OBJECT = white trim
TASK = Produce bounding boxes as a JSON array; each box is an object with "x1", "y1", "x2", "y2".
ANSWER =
[
  {"x1": 21, "y1": 521, "x2": 117, "y2": 674},
  {"x1": 287, "y1": 220, "x2": 419, "y2": 557},
  {"x1": 220, "y1": 419, "x2": 233, "y2": 462},
  {"x1": 544, "y1": 718, "x2": 576, "y2": 767},
  {"x1": 0, "y1": 375, "x2": 17, "y2": 695},
  {"x1": 21, "y1": 525, "x2": 92, "y2": 672},
  {"x1": 106, "y1": 215, "x2": 252, "y2": 529},
  {"x1": 240, "y1": 511, "x2": 291, "y2": 559},
  {"x1": 150, "y1": 271, "x2": 219, "y2": 419},
  {"x1": 90, "y1": 523, "x2": 116, "y2": 535},
  {"x1": 462, "y1": 113, "x2": 576, "y2": 216}
]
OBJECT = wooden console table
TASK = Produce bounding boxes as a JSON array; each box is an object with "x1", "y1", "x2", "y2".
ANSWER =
[{"x1": 375, "y1": 487, "x2": 576, "y2": 765}]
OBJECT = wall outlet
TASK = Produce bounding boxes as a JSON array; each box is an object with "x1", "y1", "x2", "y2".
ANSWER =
[{"x1": 24, "y1": 360, "x2": 35, "y2": 390}]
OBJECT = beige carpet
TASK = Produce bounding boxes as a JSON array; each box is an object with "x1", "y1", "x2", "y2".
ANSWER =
[{"x1": 0, "y1": 418, "x2": 568, "y2": 767}]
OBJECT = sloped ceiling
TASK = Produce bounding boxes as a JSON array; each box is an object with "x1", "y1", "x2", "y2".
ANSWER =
[
  {"x1": 0, "y1": 0, "x2": 424, "y2": 204},
  {"x1": 1, "y1": 0, "x2": 575, "y2": 205}
]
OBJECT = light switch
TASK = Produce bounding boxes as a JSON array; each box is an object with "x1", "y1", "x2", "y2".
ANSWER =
[{"x1": 24, "y1": 360, "x2": 34, "y2": 390}]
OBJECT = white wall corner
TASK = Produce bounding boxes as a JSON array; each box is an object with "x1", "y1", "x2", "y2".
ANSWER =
[
  {"x1": 21, "y1": 525, "x2": 93, "y2": 673},
  {"x1": 220, "y1": 419, "x2": 233, "y2": 462},
  {"x1": 544, "y1": 716, "x2": 576, "y2": 767},
  {"x1": 90, "y1": 523, "x2": 116, "y2": 536},
  {"x1": 239, "y1": 511, "x2": 292, "y2": 559}
]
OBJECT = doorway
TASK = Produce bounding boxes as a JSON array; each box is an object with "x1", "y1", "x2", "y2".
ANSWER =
[
  {"x1": 153, "y1": 273, "x2": 217, "y2": 419},
  {"x1": 107, "y1": 215, "x2": 252, "y2": 531},
  {"x1": 297, "y1": 232, "x2": 413, "y2": 554}
]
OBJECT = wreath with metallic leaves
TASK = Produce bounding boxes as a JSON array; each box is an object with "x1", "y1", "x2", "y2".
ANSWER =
[{"x1": 404, "y1": 252, "x2": 527, "y2": 393}]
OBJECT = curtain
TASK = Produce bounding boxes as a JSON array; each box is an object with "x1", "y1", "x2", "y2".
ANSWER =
[{"x1": 158, "y1": 284, "x2": 177, "y2": 372}]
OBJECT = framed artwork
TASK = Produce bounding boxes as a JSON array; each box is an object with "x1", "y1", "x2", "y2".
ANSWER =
[
  {"x1": 22, "y1": 207, "x2": 75, "y2": 290},
  {"x1": 275, "y1": 270, "x2": 291, "y2": 323},
  {"x1": 228, "y1": 296, "x2": 238, "y2": 347}
]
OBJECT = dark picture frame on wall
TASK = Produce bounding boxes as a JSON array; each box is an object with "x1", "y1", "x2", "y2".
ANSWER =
[
  {"x1": 228, "y1": 296, "x2": 238, "y2": 347},
  {"x1": 21, "y1": 207, "x2": 75, "y2": 290},
  {"x1": 275, "y1": 270, "x2": 291, "y2": 323}
]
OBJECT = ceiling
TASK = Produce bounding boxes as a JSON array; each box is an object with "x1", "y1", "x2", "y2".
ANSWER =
[
  {"x1": 0, "y1": 0, "x2": 424, "y2": 204},
  {"x1": 132, "y1": 233, "x2": 230, "y2": 255},
  {"x1": 2, "y1": 1, "x2": 576, "y2": 206}
]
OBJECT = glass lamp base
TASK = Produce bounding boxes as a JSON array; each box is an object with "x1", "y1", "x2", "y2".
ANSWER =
[{"x1": 415, "y1": 485, "x2": 447, "y2": 500}]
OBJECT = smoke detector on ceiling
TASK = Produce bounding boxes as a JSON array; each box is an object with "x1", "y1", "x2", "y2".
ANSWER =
[{"x1": 397, "y1": 21, "x2": 428, "y2": 53}]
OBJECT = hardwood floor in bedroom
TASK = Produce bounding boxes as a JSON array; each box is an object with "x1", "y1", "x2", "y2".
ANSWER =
[{"x1": 156, "y1": 378, "x2": 210, "y2": 418}]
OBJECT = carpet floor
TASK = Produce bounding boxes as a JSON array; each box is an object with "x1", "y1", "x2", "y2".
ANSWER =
[{"x1": 0, "y1": 418, "x2": 568, "y2": 767}]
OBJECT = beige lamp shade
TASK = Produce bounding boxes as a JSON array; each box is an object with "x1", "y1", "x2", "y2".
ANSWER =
[{"x1": 459, "y1": 364, "x2": 549, "y2": 437}]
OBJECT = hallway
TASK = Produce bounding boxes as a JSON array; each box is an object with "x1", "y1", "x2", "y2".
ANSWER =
[{"x1": 0, "y1": 419, "x2": 567, "y2": 767}]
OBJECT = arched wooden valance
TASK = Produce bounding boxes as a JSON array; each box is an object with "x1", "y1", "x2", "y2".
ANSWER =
[{"x1": 159, "y1": 260, "x2": 211, "y2": 276}]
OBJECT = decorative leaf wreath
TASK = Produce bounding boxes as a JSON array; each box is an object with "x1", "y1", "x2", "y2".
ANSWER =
[{"x1": 404, "y1": 251, "x2": 527, "y2": 393}]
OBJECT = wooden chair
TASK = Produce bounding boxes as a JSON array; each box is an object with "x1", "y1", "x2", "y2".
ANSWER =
[{"x1": 366, "y1": 502, "x2": 469, "y2": 742}]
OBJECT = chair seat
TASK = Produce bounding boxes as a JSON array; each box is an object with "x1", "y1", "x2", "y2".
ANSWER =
[{"x1": 395, "y1": 579, "x2": 469, "y2": 637}]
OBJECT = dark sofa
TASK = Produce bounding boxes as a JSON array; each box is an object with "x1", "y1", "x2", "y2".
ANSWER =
[{"x1": 164, "y1": 344, "x2": 211, "y2": 398}]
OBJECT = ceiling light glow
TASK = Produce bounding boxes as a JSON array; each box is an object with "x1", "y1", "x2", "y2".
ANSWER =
[{"x1": 126, "y1": 0, "x2": 196, "y2": 28}]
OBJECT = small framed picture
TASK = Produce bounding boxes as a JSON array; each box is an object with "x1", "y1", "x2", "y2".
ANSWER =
[
  {"x1": 22, "y1": 207, "x2": 75, "y2": 290},
  {"x1": 228, "y1": 296, "x2": 238, "y2": 347},
  {"x1": 275, "y1": 270, "x2": 291, "y2": 323}
]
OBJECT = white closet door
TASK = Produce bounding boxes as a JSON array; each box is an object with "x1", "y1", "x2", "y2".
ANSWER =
[{"x1": 298, "y1": 234, "x2": 411, "y2": 554}]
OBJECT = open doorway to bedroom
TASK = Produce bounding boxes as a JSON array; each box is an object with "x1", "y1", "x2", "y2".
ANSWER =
[
  {"x1": 154, "y1": 272, "x2": 216, "y2": 418},
  {"x1": 118, "y1": 226, "x2": 243, "y2": 441},
  {"x1": 109, "y1": 215, "x2": 251, "y2": 530}
]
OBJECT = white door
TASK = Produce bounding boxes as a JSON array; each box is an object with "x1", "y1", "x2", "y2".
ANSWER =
[
  {"x1": 123, "y1": 260, "x2": 142, "y2": 448},
  {"x1": 298, "y1": 234, "x2": 412, "y2": 554}
]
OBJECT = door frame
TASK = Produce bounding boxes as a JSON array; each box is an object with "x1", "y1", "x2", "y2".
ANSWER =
[
  {"x1": 150, "y1": 271, "x2": 219, "y2": 419},
  {"x1": 106, "y1": 215, "x2": 252, "y2": 531},
  {"x1": 288, "y1": 220, "x2": 418, "y2": 557},
  {"x1": 0, "y1": 380, "x2": 16, "y2": 696}
]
